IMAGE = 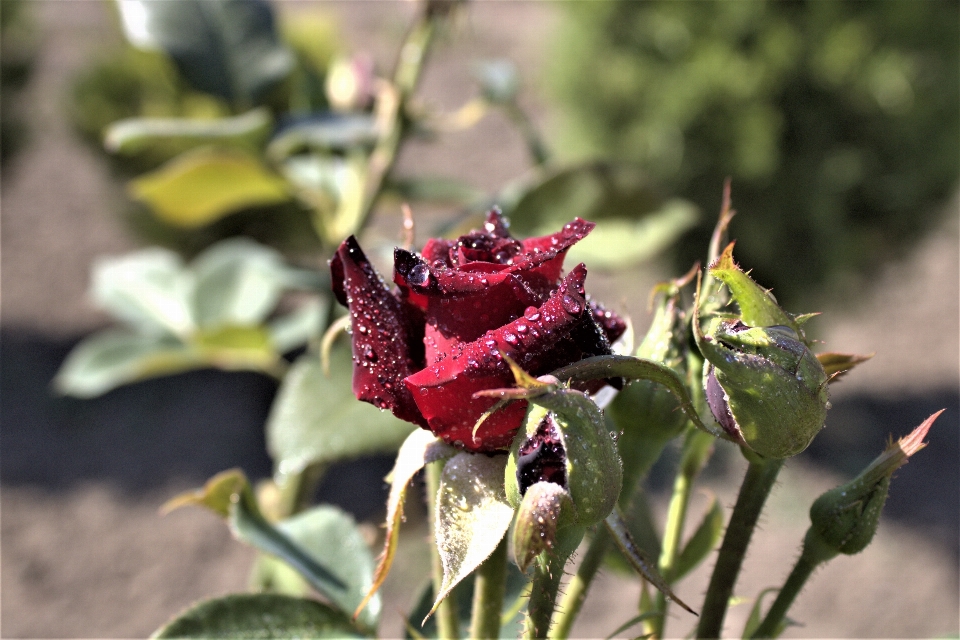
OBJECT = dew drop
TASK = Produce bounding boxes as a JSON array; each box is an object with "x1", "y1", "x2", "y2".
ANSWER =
[
  {"x1": 523, "y1": 306, "x2": 540, "y2": 321},
  {"x1": 504, "y1": 332, "x2": 519, "y2": 345},
  {"x1": 561, "y1": 293, "x2": 583, "y2": 315}
]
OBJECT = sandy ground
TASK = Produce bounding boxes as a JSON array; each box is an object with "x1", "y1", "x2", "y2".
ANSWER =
[{"x1": 2, "y1": 2, "x2": 958, "y2": 639}]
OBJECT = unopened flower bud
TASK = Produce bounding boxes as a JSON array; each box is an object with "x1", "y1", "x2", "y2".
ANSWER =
[
  {"x1": 806, "y1": 411, "x2": 940, "y2": 560},
  {"x1": 698, "y1": 318, "x2": 829, "y2": 459},
  {"x1": 505, "y1": 393, "x2": 622, "y2": 529},
  {"x1": 512, "y1": 481, "x2": 582, "y2": 571},
  {"x1": 695, "y1": 245, "x2": 830, "y2": 459}
]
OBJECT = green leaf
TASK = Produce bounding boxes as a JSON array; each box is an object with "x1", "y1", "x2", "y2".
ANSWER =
[
  {"x1": 605, "y1": 509, "x2": 697, "y2": 616},
  {"x1": 116, "y1": 0, "x2": 294, "y2": 107},
  {"x1": 129, "y1": 146, "x2": 292, "y2": 228},
  {"x1": 91, "y1": 248, "x2": 194, "y2": 337},
  {"x1": 505, "y1": 162, "x2": 698, "y2": 269},
  {"x1": 192, "y1": 325, "x2": 277, "y2": 371},
  {"x1": 276, "y1": 505, "x2": 381, "y2": 631},
  {"x1": 742, "y1": 588, "x2": 782, "y2": 640},
  {"x1": 151, "y1": 593, "x2": 366, "y2": 639},
  {"x1": 163, "y1": 469, "x2": 353, "y2": 620},
  {"x1": 53, "y1": 329, "x2": 199, "y2": 398},
  {"x1": 431, "y1": 452, "x2": 514, "y2": 617},
  {"x1": 190, "y1": 238, "x2": 295, "y2": 329},
  {"x1": 672, "y1": 496, "x2": 724, "y2": 582},
  {"x1": 229, "y1": 484, "x2": 355, "y2": 611},
  {"x1": 104, "y1": 107, "x2": 273, "y2": 157},
  {"x1": 269, "y1": 298, "x2": 327, "y2": 354},
  {"x1": 355, "y1": 430, "x2": 455, "y2": 622},
  {"x1": 266, "y1": 347, "x2": 416, "y2": 478},
  {"x1": 266, "y1": 114, "x2": 379, "y2": 160}
]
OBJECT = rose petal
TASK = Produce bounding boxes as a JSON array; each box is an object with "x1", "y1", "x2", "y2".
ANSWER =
[
  {"x1": 404, "y1": 265, "x2": 592, "y2": 452},
  {"x1": 589, "y1": 298, "x2": 627, "y2": 344},
  {"x1": 333, "y1": 236, "x2": 427, "y2": 427},
  {"x1": 515, "y1": 217, "x2": 595, "y2": 284},
  {"x1": 395, "y1": 248, "x2": 542, "y2": 363}
]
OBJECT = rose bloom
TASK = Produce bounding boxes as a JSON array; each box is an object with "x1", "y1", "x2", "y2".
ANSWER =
[{"x1": 330, "y1": 209, "x2": 624, "y2": 452}]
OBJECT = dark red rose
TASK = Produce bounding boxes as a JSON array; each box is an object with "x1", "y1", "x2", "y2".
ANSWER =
[{"x1": 330, "y1": 209, "x2": 625, "y2": 452}]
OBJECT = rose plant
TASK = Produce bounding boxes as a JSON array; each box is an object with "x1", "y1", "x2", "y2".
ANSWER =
[{"x1": 52, "y1": 1, "x2": 947, "y2": 638}]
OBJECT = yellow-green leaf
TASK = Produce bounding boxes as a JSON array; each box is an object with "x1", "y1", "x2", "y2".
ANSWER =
[{"x1": 129, "y1": 146, "x2": 291, "y2": 228}]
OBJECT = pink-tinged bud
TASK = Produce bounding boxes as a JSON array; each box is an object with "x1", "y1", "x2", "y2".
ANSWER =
[{"x1": 806, "y1": 411, "x2": 941, "y2": 560}]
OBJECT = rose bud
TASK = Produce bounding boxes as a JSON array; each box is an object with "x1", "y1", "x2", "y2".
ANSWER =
[
  {"x1": 511, "y1": 481, "x2": 581, "y2": 572},
  {"x1": 504, "y1": 393, "x2": 622, "y2": 529},
  {"x1": 806, "y1": 410, "x2": 941, "y2": 560},
  {"x1": 330, "y1": 209, "x2": 625, "y2": 453},
  {"x1": 694, "y1": 245, "x2": 830, "y2": 459}
]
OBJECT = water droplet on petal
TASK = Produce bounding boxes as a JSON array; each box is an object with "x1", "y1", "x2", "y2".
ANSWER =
[{"x1": 561, "y1": 294, "x2": 582, "y2": 315}]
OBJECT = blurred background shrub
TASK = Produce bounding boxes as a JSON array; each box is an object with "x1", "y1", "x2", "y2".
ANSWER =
[
  {"x1": 547, "y1": 0, "x2": 958, "y2": 307},
  {"x1": 1, "y1": 0, "x2": 38, "y2": 168}
]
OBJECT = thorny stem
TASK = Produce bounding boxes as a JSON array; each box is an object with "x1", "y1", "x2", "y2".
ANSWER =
[
  {"x1": 358, "y1": 5, "x2": 441, "y2": 229},
  {"x1": 524, "y1": 550, "x2": 565, "y2": 640},
  {"x1": 696, "y1": 454, "x2": 784, "y2": 639},
  {"x1": 469, "y1": 535, "x2": 508, "y2": 640},
  {"x1": 426, "y1": 460, "x2": 460, "y2": 640},
  {"x1": 750, "y1": 531, "x2": 830, "y2": 638},
  {"x1": 548, "y1": 526, "x2": 609, "y2": 640}
]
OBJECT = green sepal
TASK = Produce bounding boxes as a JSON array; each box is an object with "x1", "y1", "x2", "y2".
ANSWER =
[{"x1": 504, "y1": 394, "x2": 622, "y2": 529}]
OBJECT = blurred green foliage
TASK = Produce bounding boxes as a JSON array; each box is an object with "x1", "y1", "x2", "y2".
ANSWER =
[
  {"x1": 548, "y1": 0, "x2": 959, "y2": 307},
  {"x1": 1, "y1": 0, "x2": 38, "y2": 167}
]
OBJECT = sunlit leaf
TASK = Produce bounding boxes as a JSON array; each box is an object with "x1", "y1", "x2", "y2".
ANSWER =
[
  {"x1": 190, "y1": 238, "x2": 295, "y2": 329},
  {"x1": 91, "y1": 248, "x2": 194, "y2": 337},
  {"x1": 129, "y1": 146, "x2": 291, "y2": 228},
  {"x1": 356, "y1": 429, "x2": 456, "y2": 620},
  {"x1": 431, "y1": 452, "x2": 514, "y2": 617},
  {"x1": 192, "y1": 325, "x2": 276, "y2": 371},
  {"x1": 104, "y1": 107, "x2": 273, "y2": 157},
  {"x1": 266, "y1": 346, "x2": 416, "y2": 478},
  {"x1": 53, "y1": 330, "x2": 199, "y2": 398},
  {"x1": 150, "y1": 593, "x2": 366, "y2": 639},
  {"x1": 816, "y1": 352, "x2": 873, "y2": 382},
  {"x1": 276, "y1": 505, "x2": 380, "y2": 631},
  {"x1": 116, "y1": 0, "x2": 294, "y2": 107}
]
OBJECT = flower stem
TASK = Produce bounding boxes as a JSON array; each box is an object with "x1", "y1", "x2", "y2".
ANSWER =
[
  {"x1": 548, "y1": 527, "x2": 609, "y2": 640},
  {"x1": 651, "y1": 460, "x2": 695, "y2": 637},
  {"x1": 525, "y1": 551, "x2": 565, "y2": 640},
  {"x1": 470, "y1": 535, "x2": 508, "y2": 640},
  {"x1": 426, "y1": 460, "x2": 460, "y2": 640},
  {"x1": 652, "y1": 429, "x2": 714, "y2": 637},
  {"x1": 358, "y1": 7, "x2": 439, "y2": 227},
  {"x1": 696, "y1": 454, "x2": 783, "y2": 639},
  {"x1": 751, "y1": 530, "x2": 834, "y2": 638}
]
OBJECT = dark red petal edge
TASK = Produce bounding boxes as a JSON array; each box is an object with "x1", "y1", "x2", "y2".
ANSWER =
[{"x1": 333, "y1": 236, "x2": 427, "y2": 428}]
